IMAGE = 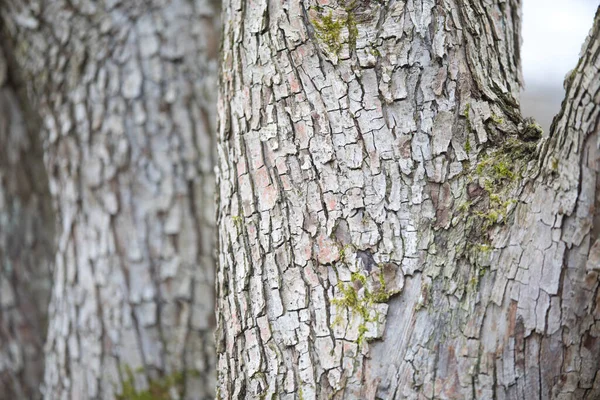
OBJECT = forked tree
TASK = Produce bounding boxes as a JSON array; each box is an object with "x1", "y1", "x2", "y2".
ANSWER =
[
  {"x1": 1, "y1": 0, "x2": 599, "y2": 399},
  {"x1": 215, "y1": 1, "x2": 600, "y2": 398}
]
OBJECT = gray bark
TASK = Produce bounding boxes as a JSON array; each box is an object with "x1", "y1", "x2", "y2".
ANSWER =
[
  {"x1": 0, "y1": 43, "x2": 54, "y2": 400},
  {"x1": 1, "y1": 1, "x2": 220, "y2": 399},
  {"x1": 216, "y1": 0, "x2": 600, "y2": 398}
]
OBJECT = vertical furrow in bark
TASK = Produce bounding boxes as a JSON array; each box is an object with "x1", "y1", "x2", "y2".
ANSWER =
[
  {"x1": 0, "y1": 44, "x2": 54, "y2": 400},
  {"x1": 1, "y1": 0, "x2": 220, "y2": 399}
]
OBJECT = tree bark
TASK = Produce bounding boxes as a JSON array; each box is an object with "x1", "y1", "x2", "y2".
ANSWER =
[
  {"x1": 0, "y1": 43, "x2": 54, "y2": 400},
  {"x1": 216, "y1": 0, "x2": 600, "y2": 398},
  {"x1": 1, "y1": 1, "x2": 220, "y2": 399}
]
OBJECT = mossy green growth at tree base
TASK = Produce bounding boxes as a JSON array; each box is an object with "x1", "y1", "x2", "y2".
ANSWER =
[{"x1": 117, "y1": 366, "x2": 186, "y2": 400}]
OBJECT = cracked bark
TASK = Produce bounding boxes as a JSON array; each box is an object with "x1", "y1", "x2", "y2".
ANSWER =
[
  {"x1": 216, "y1": 0, "x2": 600, "y2": 398},
  {"x1": 1, "y1": 0, "x2": 220, "y2": 398},
  {"x1": 0, "y1": 43, "x2": 54, "y2": 400}
]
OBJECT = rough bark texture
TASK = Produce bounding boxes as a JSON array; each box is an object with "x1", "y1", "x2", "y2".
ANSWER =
[
  {"x1": 1, "y1": 1, "x2": 220, "y2": 398},
  {"x1": 0, "y1": 44, "x2": 54, "y2": 400},
  {"x1": 216, "y1": 0, "x2": 600, "y2": 398}
]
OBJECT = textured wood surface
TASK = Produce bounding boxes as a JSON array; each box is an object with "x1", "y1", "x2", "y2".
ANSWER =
[
  {"x1": 1, "y1": 1, "x2": 220, "y2": 398},
  {"x1": 216, "y1": 0, "x2": 600, "y2": 398},
  {"x1": 0, "y1": 43, "x2": 54, "y2": 400}
]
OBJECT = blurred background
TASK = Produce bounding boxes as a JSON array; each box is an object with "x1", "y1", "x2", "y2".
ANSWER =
[{"x1": 521, "y1": 0, "x2": 599, "y2": 132}]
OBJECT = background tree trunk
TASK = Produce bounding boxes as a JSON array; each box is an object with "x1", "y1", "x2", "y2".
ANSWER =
[
  {"x1": 1, "y1": 1, "x2": 220, "y2": 398},
  {"x1": 216, "y1": 0, "x2": 600, "y2": 398},
  {"x1": 0, "y1": 43, "x2": 54, "y2": 400}
]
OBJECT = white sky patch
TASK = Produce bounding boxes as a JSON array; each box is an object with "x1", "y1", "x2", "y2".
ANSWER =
[{"x1": 522, "y1": 0, "x2": 598, "y2": 87}]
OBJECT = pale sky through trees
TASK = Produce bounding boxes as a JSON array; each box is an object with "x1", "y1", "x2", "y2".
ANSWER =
[{"x1": 521, "y1": 0, "x2": 598, "y2": 131}]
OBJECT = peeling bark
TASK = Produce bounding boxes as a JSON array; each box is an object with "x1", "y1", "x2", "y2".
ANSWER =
[
  {"x1": 0, "y1": 43, "x2": 54, "y2": 400},
  {"x1": 1, "y1": 1, "x2": 220, "y2": 398},
  {"x1": 216, "y1": 0, "x2": 600, "y2": 398}
]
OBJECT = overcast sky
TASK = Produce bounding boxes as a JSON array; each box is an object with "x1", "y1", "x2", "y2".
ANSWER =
[
  {"x1": 522, "y1": 0, "x2": 598, "y2": 87},
  {"x1": 520, "y1": 0, "x2": 598, "y2": 130}
]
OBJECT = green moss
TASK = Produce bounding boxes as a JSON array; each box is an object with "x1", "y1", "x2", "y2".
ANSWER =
[
  {"x1": 474, "y1": 209, "x2": 499, "y2": 229},
  {"x1": 461, "y1": 133, "x2": 538, "y2": 258},
  {"x1": 488, "y1": 193, "x2": 501, "y2": 203},
  {"x1": 332, "y1": 281, "x2": 366, "y2": 318},
  {"x1": 518, "y1": 118, "x2": 544, "y2": 142},
  {"x1": 475, "y1": 155, "x2": 517, "y2": 183},
  {"x1": 501, "y1": 137, "x2": 538, "y2": 157},
  {"x1": 490, "y1": 113, "x2": 504, "y2": 125},
  {"x1": 357, "y1": 323, "x2": 369, "y2": 344},
  {"x1": 468, "y1": 275, "x2": 478, "y2": 290},
  {"x1": 117, "y1": 366, "x2": 185, "y2": 400},
  {"x1": 492, "y1": 161, "x2": 516, "y2": 180},
  {"x1": 232, "y1": 215, "x2": 243, "y2": 226},
  {"x1": 527, "y1": 122, "x2": 543, "y2": 134},
  {"x1": 473, "y1": 139, "x2": 532, "y2": 189},
  {"x1": 313, "y1": 12, "x2": 344, "y2": 54},
  {"x1": 351, "y1": 271, "x2": 367, "y2": 286},
  {"x1": 338, "y1": 244, "x2": 353, "y2": 260},
  {"x1": 331, "y1": 270, "x2": 395, "y2": 344},
  {"x1": 371, "y1": 290, "x2": 391, "y2": 303},
  {"x1": 371, "y1": 272, "x2": 391, "y2": 303},
  {"x1": 457, "y1": 201, "x2": 471, "y2": 213},
  {"x1": 457, "y1": 115, "x2": 540, "y2": 301},
  {"x1": 312, "y1": 3, "x2": 362, "y2": 56},
  {"x1": 477, "y1": 244, "x2": 491, "y2": 253}
]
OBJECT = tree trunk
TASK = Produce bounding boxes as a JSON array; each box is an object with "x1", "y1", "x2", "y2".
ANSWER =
[
  {"x1": 1, "y1": 1, "x2": 220, "y2": 399},
  {"x1": 0, "y1": 43, "x2": 54, "y2": 400},
  {"x1": 216, "y1": 0, "x2": 600, "y2": 398}
]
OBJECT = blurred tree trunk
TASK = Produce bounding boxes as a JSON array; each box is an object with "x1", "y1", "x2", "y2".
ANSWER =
[
  {"x1": 216, "y1": 0, "x2": 600, "y2": 398},
  {"x1": 1, "y1": 1, "x2": 220, "y2": 399},
  {"x1": 0, "y1": 43, "x2": 54, "y2": 400}
]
